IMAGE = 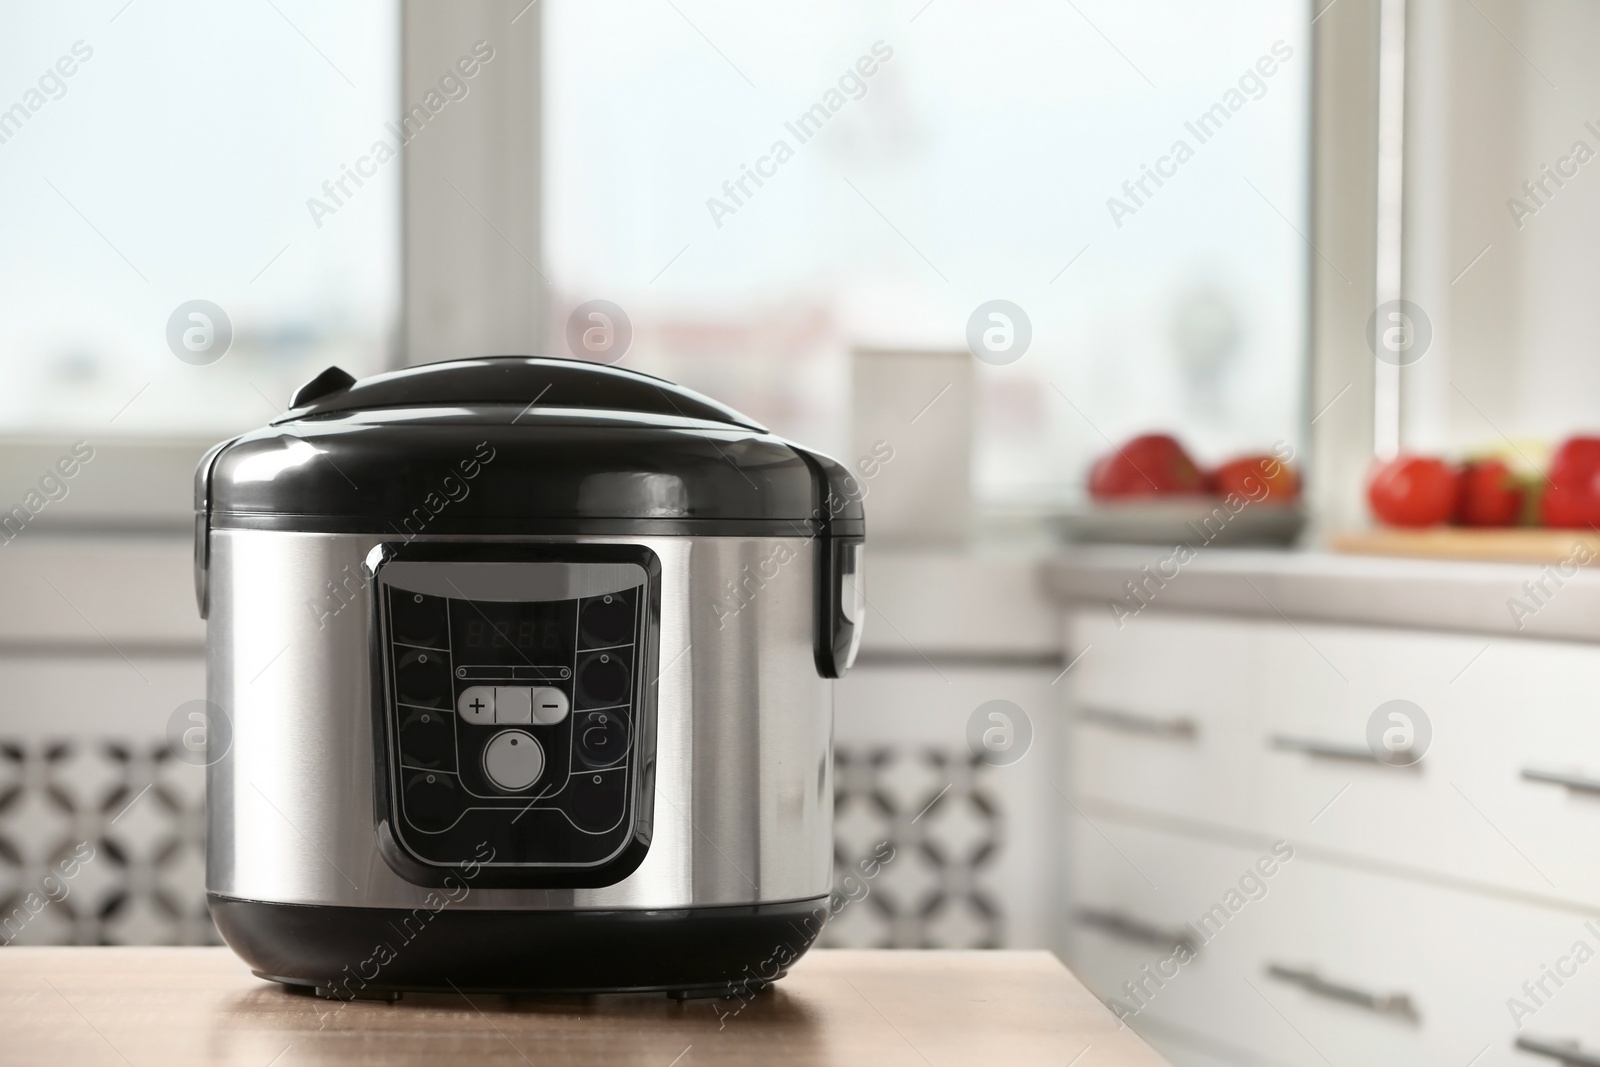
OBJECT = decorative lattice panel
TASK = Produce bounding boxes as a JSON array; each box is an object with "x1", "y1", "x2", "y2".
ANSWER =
[
  {"x1": 0, "y1": 739, "x2": 1006, "y2": 948},
  {"x1": 0, "y1": 741, "x2": 214, "y2": 946},
  {"x1": 823, "y1": 745, "x2": 1004, "y2": 949}
]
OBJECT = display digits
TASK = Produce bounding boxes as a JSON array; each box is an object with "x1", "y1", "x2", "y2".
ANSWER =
[{"x1": 452, "y1": 600, "x2": 570, "y2": 659}]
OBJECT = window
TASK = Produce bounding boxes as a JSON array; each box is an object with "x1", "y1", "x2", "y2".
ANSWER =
[
  {"x1": 0, "y1": 1, "x2": 399, "y2": 437},
  {"x1": 544, "y1": 0, "x2": 1309, "y2": 507},
  {"x1": 1401, "y1": 0, "x2": 1600, "y2": 459}
]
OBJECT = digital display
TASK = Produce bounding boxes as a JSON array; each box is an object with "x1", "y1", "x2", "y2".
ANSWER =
[
  {"x1": 461, "y1": 614, "x2": 565, "y2": 651},
  {"x1": 449, "y1": 599, "x2": 572, "y2": 665}
]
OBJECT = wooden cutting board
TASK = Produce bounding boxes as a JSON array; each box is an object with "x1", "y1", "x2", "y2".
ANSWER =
[{"x1": 1331, "y1": 527, "x2": 1600, "y2": 565}]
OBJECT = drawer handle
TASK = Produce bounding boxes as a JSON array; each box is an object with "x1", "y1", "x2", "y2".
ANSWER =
[
  {"x1": 1269, "y1": 734, "x2": 1386, "y2": 765},
  {"x1": 1522, "y1": 768, "x2": 1600, "y2": 796},
  {"x1": 1075, "y1": 908, "x2": 1198, "y2": 954},
  {"x1": 1265, "y1": 963, "x2": 1419, "y2": 1022},
  {"x1": 1517, "y1": 1036, "x2": 1600, "y2": 1066},
  {"x1": 1079, "y1": 706, "x2": 1198, "y2": 740}
]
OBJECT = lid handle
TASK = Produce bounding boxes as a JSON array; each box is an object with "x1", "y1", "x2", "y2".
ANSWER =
[{"x1": 290, "y1": 366, "x2": 356, "y2": 408}]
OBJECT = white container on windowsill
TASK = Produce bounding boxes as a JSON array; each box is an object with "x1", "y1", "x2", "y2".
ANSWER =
[{"x1": 850, "y1": 348, "x2": 973, "y2": 549}]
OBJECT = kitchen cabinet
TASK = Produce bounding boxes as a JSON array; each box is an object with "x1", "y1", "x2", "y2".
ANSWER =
[{"x1": 1053, "y1": 549, "x2": 1600, "y2": 1067}]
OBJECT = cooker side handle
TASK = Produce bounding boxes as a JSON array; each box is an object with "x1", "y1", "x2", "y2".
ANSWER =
[
  {"x1": 193, "y1": 437, "x2": 235, "y2": 620},
  {"x1": 817, "y1": 536, "x2": 865, "y2": 678},
  {"x1": 792, "y1": 447, "x2": 866, "y2": 678}
]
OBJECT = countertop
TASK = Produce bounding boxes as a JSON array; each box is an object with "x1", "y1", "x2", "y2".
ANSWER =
[
  {"x1": 1045, "y1": 544, "x2": 1600, "y2": 641},
  {"x1": 0, "y1": 947, "x2": 1166, "y2": 1067}
]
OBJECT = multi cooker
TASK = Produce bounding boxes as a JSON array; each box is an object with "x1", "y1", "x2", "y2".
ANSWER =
[{"x1": 194, "y1": 356, "x2": 863, "y2": 997}]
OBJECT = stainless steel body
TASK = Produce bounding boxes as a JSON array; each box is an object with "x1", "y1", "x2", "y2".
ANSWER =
[{"x1": 207, "y1": 529, "x2": 834, "y2": 911}]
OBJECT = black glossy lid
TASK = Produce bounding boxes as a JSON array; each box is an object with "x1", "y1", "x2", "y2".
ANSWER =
[
  {"x1": 198, "y1": 356, "x2": 864, "y2": 536},
  {"x1": 281, "y1": 355, "x2": 767, "y2": 430}
]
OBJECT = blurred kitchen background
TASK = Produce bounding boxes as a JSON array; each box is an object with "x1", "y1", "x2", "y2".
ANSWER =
[{"x1": 7, "y1": 1, "x2": 1600, "y2": 1064}]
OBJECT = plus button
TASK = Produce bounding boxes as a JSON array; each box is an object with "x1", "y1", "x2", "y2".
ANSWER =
[{"x1": 456, "y1": 685, "x2": 496, "y2": 724}]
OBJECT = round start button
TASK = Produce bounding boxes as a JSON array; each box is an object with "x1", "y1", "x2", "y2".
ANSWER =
[{"x1": 482, "y1": 729, "x2": 543, "y2": 791}]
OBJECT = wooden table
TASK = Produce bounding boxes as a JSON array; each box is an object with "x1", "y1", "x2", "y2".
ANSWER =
[{"x1": 0, "y1": 947, "x2": 1168, "y2": 1066}]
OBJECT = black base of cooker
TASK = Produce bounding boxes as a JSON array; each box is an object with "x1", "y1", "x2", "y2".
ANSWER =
[{"x1": 208, "y1": 893, "x2": 830, "y2": 1000}]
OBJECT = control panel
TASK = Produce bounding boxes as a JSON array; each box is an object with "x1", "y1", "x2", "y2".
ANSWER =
[{"x1": 371, "y1": 548, "x2": 657, "y2": 882}]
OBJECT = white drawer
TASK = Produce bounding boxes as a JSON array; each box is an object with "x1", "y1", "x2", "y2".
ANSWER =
[
  {"x1": 1251, "y1": 620, "x2": 1509, "y2": 889},
  {"x1": 1262, "y1": 854, "x2": 1600, "y2": 1067},
  {"x1": 1068, "y1": 611, "x2": 1259, "y2": 827},
  {"x1": 1497, "y1": 949, "x2": 1600, "y2": 1067},
  {"x1": 1260, "y1": 859, "x2": 1470, "y2": 1066},
  {"x1": 1253, "y1": 623, "x2": 1600, "y2": 906},
  {"x1": 1064, "y1": 817, "x2": 1314, "y2": 1062},
  {"x1": 1436, "y1": 638, "x2": 1600, "y2": 908},
  {"x1": 1067, "y1": 816, "x2": 1600, "y2": 1067}
]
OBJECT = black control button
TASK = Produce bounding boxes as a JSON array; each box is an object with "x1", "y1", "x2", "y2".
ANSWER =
[
  {"x1": 568, "y1": 769, "x2": 626, "y2": 831},
  {"x1": 576, "y1": 651, "x2": 630, "y2": 708},
  {"x1": 391, "y1": 590, "x2": 447, "y2": 648},
  {"x1": 403, "y1": 770, "x2": 460, "y2": 833},
  {"x1": 398, "y1": 707, "x2": 455, "y2": 771},
  {"x1": 580, "y1": 592, "x2": 633, "y2": 649},
  {"x1": 394, "y1": 648, "x2": 451, "y2": 707},
  {"x1": 574, "y1": 710, "x2": 630, "y2": 767}
]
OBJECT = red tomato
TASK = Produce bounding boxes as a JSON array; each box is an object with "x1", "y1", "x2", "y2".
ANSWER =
[
  {"x1": 1088, "y1": 434, "x2": 1206, "y2": 499},
  {"x1": 1211, "y1": 455, "x2": 1300, "y2": 504},
  {"x1": 1542, "y1": 436, "x2": 1600, "y2": 528},
  {"x1": 1367, "y1": 456, "x2": 1459, "y2": 527},
  {"x1": 1456, "y1": 459, "x2": 1524, "y2": 527}
]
